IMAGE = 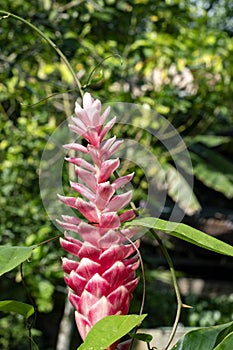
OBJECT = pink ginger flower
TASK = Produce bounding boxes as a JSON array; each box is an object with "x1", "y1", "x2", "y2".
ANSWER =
[{"x1": 58, "y1": 93, "x2": 140, "y2": 349}]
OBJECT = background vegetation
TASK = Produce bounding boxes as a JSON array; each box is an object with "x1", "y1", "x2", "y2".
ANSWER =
[{"x1": 0, "y1": 0, "x2": 233, "y2": 349}]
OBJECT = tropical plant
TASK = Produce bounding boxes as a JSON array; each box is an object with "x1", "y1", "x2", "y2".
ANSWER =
[{"x1": 0, "y1": 1, "x2": 233, "y2": 349}]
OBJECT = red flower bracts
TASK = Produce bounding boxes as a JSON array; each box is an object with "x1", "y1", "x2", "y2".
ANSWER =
[{"x1": 58, "y1": 93, "x2": 140, "y2": 348}]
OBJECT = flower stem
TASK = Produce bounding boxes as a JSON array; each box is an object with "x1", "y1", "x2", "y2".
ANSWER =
[
  {"x1": 0, "y1": 10, "x2": 83, "y2": 97},
  {"x1": 150, "y1": 229, "x2": 183, "y2": 350},
  {"x1": 119, "y1": 233, "x2": 146, "y2": 350},
  {"x1": 20, "y1": 263, "x2": 37, "y2": 350},
  {"x1": 36, "y1": 234, "x2": 62, "y2": 247}
]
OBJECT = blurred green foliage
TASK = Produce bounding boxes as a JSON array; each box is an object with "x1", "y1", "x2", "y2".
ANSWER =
[
  {"x1": 0, "y1": 0, "x2": 233, "y2": 348},
  {"x1": 0, "y1": 313, "x2": 41, "y2": 350},
  {"x1": 185, "y1": 293, "x2": 233, "y2": 328}
]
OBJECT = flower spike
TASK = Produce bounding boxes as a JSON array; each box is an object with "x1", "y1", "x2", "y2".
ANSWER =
[{"x1": 58, "y1": 93, "x2": 140, "y2": 349}]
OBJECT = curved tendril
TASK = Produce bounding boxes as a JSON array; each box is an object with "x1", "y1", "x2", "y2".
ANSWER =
[
  {"x1": 22, "y1": 54, "x2": 123, "y2": 107},
  {"x1": 0, "y1": 10, "x2": 83, "y2": 97},
  {"x1": 83, "y1": 54, "x2": 123, "y2": 90},
  {"x1": 150, "y1": 229, "x2": 185, "y2": 350},
  {"x1": 21, "y1": 87, "x2": 79, "y2": 108},
  {"x1": 119, "y1": 230, "x2": 146, "y2": 350}
]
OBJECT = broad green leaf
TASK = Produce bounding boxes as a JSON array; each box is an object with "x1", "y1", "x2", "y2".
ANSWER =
[
  {"x1": 0, "y1": 300, "x2": 34, "y2": 319},
  {"x1": 191, "y1": 152, "x2": 233, "y2": 198},
  {"x1": 77, "y1": 314, "x2": 147, "y2": 350},
  {"x1": 171, "y1": 321, "x2": 233, "y2": 350},
  {"x1": 186, "y1": 135, "x2": 231, "y2": 147},
  {"x1": 129, "y1": 332, "x2": 153, "y2": 343},
  {"x1": 190, "y1": 144, "x2": 233, "y2": 177},
  {"x1": 128, "y1": 217, "x2": 233, "y2": 257},
  {"x1": 163, "y1": 163, "x2": 201, "y2": 215},
  {"x1": 215, "y1": 322, "x2": 233, "y2": 346},
  {"x1": 190, "y1": 145, "x2": 233, "y2": 198},
  {"x1": 214, "y1": 332, "x2": 233, "y2": 350},
  {"x1": 0, "y1": 245, "x2": 36, "y2": 276}
]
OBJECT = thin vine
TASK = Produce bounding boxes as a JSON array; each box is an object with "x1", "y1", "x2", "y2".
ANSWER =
[
  {"x1": 150, "y1": 229, "x2": 192, "y2": 350},
  {"x1": 0, "y1": 10, "x2": 83, "y2": 97}
]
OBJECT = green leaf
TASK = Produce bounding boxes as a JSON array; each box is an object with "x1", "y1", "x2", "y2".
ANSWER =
[
  {"x1": 77, "y1": 314, "x2": 147, "y2": 350},
  {"x1": 129, "y1": 332, "x2": 153, "y2": 343},
  {"x1": 0, "y1": 245, "x2": 36, "y2": 276},
  {"x1": 187, "y1": 135, "x2": 231, "y2": 147},
  {"x1": 190, "y1": 144, "x2": 233, "y2": 198},
  {"x1": 191, "y1": 152, "x2": 233, "y2": 198},
  {"x1": 170, "y1": 322, "x2": 233, "y2": 350},
  {"x1": 163, "y1": 163, "x2": 201, "y2": 215},
  {"x1": 0, "y1": 300, "x2": 34, "y2": 319},
  {"x1": 215, "y1": 322, "x2": 233, "y2": 346},
  {"x1": 190, "y1": 145, "x2": 233, "y2": 177},
  {"x1": 214, "y1": 332, "x2": 233, "y2": 350},
  {"x1": 128, "y1": 217, "x2": 233, "y2": 257}
]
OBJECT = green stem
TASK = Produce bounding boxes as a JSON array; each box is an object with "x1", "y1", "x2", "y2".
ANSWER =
[
  {"x1": 83, "y1": 54, "x2": 123, "y2": 89},
  {"x1": 119, "y1": 230, "x2": 146, "y2": 350},
  {"x1": 150, "y1": 229, "x2": 183, "y2": 350},
  {"x1": 36, "y1": 234, "x2": 62, "y2": 247},
  {"x1": 0, "y1": 10, "x2": 83, "y2": 97},
  {"x1": 20, "y1": 263, "x2": 37, "y2": 350}
]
